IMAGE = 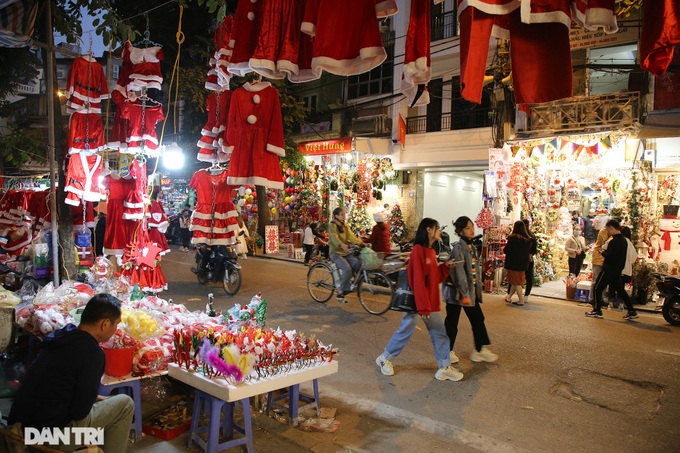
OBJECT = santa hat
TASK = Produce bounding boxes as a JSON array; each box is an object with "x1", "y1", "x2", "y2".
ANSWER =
[{"x1": 373, "y1": 212, "x2": 386, "y2": 223}]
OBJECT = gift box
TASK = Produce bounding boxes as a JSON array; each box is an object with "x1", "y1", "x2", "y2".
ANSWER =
[
  {"x1": 294, "y1": 247, "x2": 304, "y2": 260},
  {"x1": 142, "y1": 400, "x2": 191, "y2": 440}
]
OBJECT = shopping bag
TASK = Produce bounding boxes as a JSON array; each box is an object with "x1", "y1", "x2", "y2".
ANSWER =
[{"x1": 389, "y1": 269, "x2": 417, "y2": 313}]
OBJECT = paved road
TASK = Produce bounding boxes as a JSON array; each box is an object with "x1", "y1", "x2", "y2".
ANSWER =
[{"x1": 135, "y1": 247, "x2": 680, "y2": 452}]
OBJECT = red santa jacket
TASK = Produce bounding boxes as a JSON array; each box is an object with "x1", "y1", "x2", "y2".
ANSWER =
[{"x1": 407, "y1": 244, "x2": 449, "y2": 316}]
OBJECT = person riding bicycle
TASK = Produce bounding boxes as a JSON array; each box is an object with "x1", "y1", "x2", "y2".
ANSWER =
[{"x1": 329, "y1": 207, "x2": 364, "y2": 303}]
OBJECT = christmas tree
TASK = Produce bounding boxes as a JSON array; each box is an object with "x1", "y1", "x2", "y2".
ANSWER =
[
  {"x1": 530, "y1": 212, "x2": 556, "y2": 284},
  {"x1": 389, "y1": 204, "x2": 407, "y2": 242},
  {"x1": 347, "y1": 205, "x2": 373, "y2": 236}
]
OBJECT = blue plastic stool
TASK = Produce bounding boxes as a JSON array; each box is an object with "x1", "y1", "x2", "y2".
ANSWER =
[
  {"x1": 188, "y1": 390, "x2": 253, "y2": 453},
  {"x1": 266, "y1": 379, "x2": 320, "y2": 426},
  {"x1": 574, "y1": 289, "x2": 590, "y2": 301},
  {"x1": 98, "y1": 379, "x2": 142, "y2": 440}
]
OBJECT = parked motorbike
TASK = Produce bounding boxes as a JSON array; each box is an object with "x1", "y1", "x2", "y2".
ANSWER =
[
  {"x1": 432, "y1": 224, "x2": 452, "y2": 260},
  {"x1": 192, "y1": 244, "x2": 242, "y2": 296},
  {"x1": 164, "y1": 214, "x2": 182, "y2": 244},
  {"x1": 654, "y1": 272, "x2": 680, "y2": 326}
]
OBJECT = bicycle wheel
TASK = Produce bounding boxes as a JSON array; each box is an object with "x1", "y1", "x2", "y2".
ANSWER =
[
  {"x1": 358, "y1": 271, "x2": 394, "y2": 315},
  {"x1": 307, "y1": 262, "x2": 335, "y2": 303}
]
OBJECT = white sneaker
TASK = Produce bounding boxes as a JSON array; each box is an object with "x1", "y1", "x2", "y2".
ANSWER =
[
  {"x1": 375, "y1": 354, "x2": 394, "y2": 376},
  {"x1": 470, "y1": 346, "x2": 498, "y2": 363},
  {"x1": 524, "y1": 295, "x2": 530, "y2": 303},
  {"x1": 449, "y1": 351, "x2": 460, "y2": 363},
  {"x1": 434, "y1": 365, "x2": 464, "y2": 381}
]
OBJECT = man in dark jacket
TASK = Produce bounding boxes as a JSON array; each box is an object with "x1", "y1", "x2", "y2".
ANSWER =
[
  {"x1": 586, "y1": 219, "x2": 639, "y2": 320},
  {"x1": 9, "y1": 294, "x2": 133, "y2": 452}
]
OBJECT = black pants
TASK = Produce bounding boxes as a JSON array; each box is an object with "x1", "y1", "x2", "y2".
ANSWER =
[
  {"x1": 180, "y1": 228, "x2": 191, "y2": 248},
  {"x1": 594, "y1": 269, "x2": 634, "y2": 313},
  {"x1": 445, "y1": 301, "x2": 490, "y2": 352},
  {"x1": 507, "y1": 262, "x2": 534, "y2": 297},
  {"x1": 568, "y1": 253, "x2": 585, "y2": 276},
  {"x1": 303, "y1": 244, "x2": 314, "y2": 263}
]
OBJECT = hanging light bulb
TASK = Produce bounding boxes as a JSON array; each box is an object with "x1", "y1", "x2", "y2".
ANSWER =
[{"x1": 162, "y1": 142, "x2": 185, "y2": 170}]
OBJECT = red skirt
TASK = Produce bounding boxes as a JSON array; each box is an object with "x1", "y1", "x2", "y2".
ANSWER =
[{"x1": 506, "y1": 270, "x2": 526, "y2": 286}]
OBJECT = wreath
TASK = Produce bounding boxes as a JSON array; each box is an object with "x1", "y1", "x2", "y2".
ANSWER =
[{"x1": 546, "y1": 209, "x2": 559, "y2": 223}]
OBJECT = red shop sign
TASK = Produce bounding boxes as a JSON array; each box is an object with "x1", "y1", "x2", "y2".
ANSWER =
[{"x1": 298, "y1": 138, "x2": 352, "y2": 155}]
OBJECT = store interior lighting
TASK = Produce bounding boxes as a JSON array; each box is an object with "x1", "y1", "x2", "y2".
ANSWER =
[{"x1": 162, "y1": 142, "x2": 185, "y2": 170}]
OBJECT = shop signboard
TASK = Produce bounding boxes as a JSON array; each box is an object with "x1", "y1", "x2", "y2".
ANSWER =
[
  {"x1": 298, "y1": 138, "x2": 352, "y2": 155},
  {"x1": 569, "y1": 24, "x2": 637, "y2": 50}
]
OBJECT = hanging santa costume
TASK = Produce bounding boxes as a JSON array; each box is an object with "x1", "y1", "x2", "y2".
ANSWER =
[
  {"x1": 197, "y1": 90, "x2": 233, "y2": 163},
  {"x1": 189, "y1": 169, "x2": 239, "y2": 245},
  {"x1": 120, "y1": 102, "x2": 164, "y2": 157},
  {"x1": 148, "y1": 199, "x2": 170, "y2": 255},
  {"x1": 401, "y1": 0, "x2": 443, "y2": 106},
  {"x1": 301, "y1": 0, "x2": 398, "y2": 78},
  {"x1": 224, "y1": 82, "x2": 285, "y2": 189},
  {"x1": 227, "y1": 0, "x2": 261, "y2": 77},
  {"x1": 124, "y1": 41, "x2": 164, "y2": 91},
  {"x1": 64, "y1": 153, "x2": 104, "y2": 207},
  {"x1": 65, "y1": 55, "x2": 109, "y2": 114},
  {"x1": 67, "y1": 112, "x2": 105, "y2": 154},
  {"x1": 208, "y1": 16, "x2": 234, "y2": 90},
  {"x1": 122, "y1": 158, "x2": 149, "y2": 221},
  {"x1": 102, "y1": 172, "x2": 140, "y2": 256},
  {"x1": 639, "y1": 0, "x2": 680, "y2": 76}
]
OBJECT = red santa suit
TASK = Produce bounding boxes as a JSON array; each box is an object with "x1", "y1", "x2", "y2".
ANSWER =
[
  {"x1": 227, "y1": 0, "x2": 261, "y2": 77},
  {"x1": 122, "y1": 159, "x2": 149, "y2": 221},
  {"x1": 301, "y1": 0, "x2": 398, "y2": 78},
  {"x1": 67, "y1": 111, "x2": 105, "y2": 154},
  {"x1": 640, "y1": 0, "x2": 680, "y2": 77},
  {"x1": 197, "y1": 91, "x2": 233, "y2": 163},
  {"x1": 120, "y1": 102, "x2": 164, "y2": 157},
  {"x1": 224, "y1": 82, "x2": 284, "y2": 189},
  {"x1": 71, "y1": 202, "x2": 96, "y2": 228},
  {"x1": 1, "y1": 225, "x2": 31, "y2": 257},
  {"x1": 189, "y1": 169, "x2": 239, "y2": 246},
  {"x1": 64, "y1": 153, "x2": 104, "y2": 207},
  {"x1": 148, "y1": 200, "x2": 170, "y2": 255},
  {"x1": 65, "y1": 55, "x2": 109, "y2": 114},
  {"x1": 401, "y1": 0, "x2": 444, "y2": 106},
  {"x1": 208, "y1": 16, "x2": 234, "y2": 91},
  {"x1": 102, "y1": 172, "x2": 140, "y2": 256},
  {"x1": 124, "y1": 41, "x2": 164, "y2": 91}
]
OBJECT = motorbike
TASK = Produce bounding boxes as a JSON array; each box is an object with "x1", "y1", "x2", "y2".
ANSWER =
[
  {"x1": 654, "y1": 272, "x2": 680, "y2": 326},
  {"x1": 192, "y1": 244, "x2": 242, "y2": 296},
  {"x1": 164, "y1": 214, "x2": 182, "y2": 244},
  {"x1": 432, "y1": 224, "x2": 451, "y2": 260}
]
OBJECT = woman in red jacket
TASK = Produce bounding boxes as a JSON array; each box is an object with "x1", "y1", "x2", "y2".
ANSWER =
[
  {"x1": 366, "y1": 212, "x2": 392, "y2": 254},
  {"x1": 376, "y1": 218, "x2": 464, "y2": 381}
]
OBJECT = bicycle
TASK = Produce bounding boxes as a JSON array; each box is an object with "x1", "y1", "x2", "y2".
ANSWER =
[{"x1": 306, "y1": 248, "x2": 397, "y2": 315}]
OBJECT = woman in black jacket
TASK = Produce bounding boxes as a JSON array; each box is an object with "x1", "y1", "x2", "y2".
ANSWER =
[
  {"x1": 504, "y1": 221, "x2": 531, "y2": 306},
  {"x1": 506, "y1": 219, "x2": 537, "y2": 302}
]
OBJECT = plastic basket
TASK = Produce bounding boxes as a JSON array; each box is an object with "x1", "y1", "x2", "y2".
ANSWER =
[{"x1": 360, "y1": 250, "x2": 384, "y2": 270}]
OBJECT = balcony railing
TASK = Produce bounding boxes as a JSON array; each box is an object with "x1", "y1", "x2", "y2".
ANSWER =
[
  {"x1": 431, "y1": 10, "x2": 458, "y2": 41},
  {"x1": 407, "y1": 109, "x2": 494, "y2": 134},
  {"x1": 527, "y1": 91, "x2": 641, "y2": 135}
]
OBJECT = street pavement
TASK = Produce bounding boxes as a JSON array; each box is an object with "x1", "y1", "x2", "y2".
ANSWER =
[{"x1": 130, "y1": 246, "x2": 680, "y2": 452}]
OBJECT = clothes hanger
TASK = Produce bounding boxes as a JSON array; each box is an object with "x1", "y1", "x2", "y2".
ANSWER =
[
  {"x1": 206, "y1": 161, "x2": 224, "y2": 175},
  {"x1": 134, "y1": 15, "x2": 163, "y2": 48}
]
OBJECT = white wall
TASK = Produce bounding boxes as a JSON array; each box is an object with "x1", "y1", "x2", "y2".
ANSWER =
[{"x1": 423, "y1": 172, "x2": 484, "y2": 232}]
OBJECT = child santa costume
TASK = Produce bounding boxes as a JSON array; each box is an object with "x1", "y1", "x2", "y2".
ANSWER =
[
  {"x1": 65, "y1": 55, "x2": 109, "y2": 114},
  {"x1": 148, "y1": 199, "x2": 171, "y2": 256},
  {"x1": 189, "y1": 169, "x2": 239, "y2": 245}
]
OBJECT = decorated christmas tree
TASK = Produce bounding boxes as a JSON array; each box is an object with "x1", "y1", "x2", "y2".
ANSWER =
[
  {"x1": 530, "y1": 212, "x2": 556, "y2": 284},
  {"x1": 389, "y1": 204, "x2": 407, "y2": 242},
  {"x1": 347, "y1": 204, "x2": 373, "y2": 236}
]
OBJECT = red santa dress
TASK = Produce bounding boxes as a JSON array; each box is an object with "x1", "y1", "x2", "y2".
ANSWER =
[
  {"x1": 224, "y1": 82, "x2": 284, "y2": 189},
  {"x1": 102, "y1": 172, "x2": 140, "y2": 256},
  {"x1": 148, "y1": 200, "x2": 170, "y2": 255},
  {"x1": 120, "y1": 102, "x2": 165, "y2": 157},
  {"x1": 301, "y1": 0, "x2": 398, "y2": 78},
  {"x1": 197, "y1": 90, "x2": 233, "y2": 163},
  {"x1": 189, "y1": 169, "x2": 239, "y2": 246},
  {"x1": 227, "y1": 0, "x2": 261, "y2": 77},
  {"x1": 64, "y1": 153, "x2": 104, "y2": 207},
  {"x1": 209, "y1": 16, "x2": 234, "y2": 90},
  {"x1": 124, "y1": 41, "x2": 164, "y2": 91},
  {"x1": 122, "y1": 159, "x2": 149, "y2": 221},
  {"x1": 67, "y1": 111, "x2": 105, "y2": 154}
]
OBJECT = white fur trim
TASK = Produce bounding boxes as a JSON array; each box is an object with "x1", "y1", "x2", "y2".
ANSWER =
[
  {"x1": 465, "y1": 0, "x2": 519, "y2": 16},
  {"x1": 404, "y1": 56, "x2": 431, "y2": 85},
  {"x1": 253, "y1": 94, "x2": 261, "y2": 104},
  {"x1": 491, "y1": 23, "x2": 510, "y2": 40},
  {"x1": 243, "y1": 81, "x2": 271, "y2": 92},
  {"x1": 311, "y1": 47, "x2": 387, "y2": 76},
  {"x1": 227, "y1": 62, "x2": 253, "y2": 77},
  {"x1": 247, "y1": 114, "x2": 257, "y2": 124},
  {"x1": 191, "y1": 210, "x2": 238, "y2": 220},
  {"x1": 103, "y1": 247, "x2": 124, "y2": 256},
  {"x1": 247, "y1": 11, "x2": 255, "y2": 21},
  {"x1": 300, "y1": 21, "x2": 316, "y2": 37},
  {"x1": 521, "y1": 1, "x2": 570, "y2": 28},
  {"x1": 191, "y1": 237, "x2": 237, "y2": 246},
  {"x1": 189, "y1": 225, "x2": 236, "y2": 234},
  {"x1": 266, "y1": 143, "x2": 285, "y2": 157},
  {"x1": 583, "y1": 8, "x2": 618, "y2": 33},
  {"x1": 227, "y1": 175, "x2": 283, "y2": 190},
  {"x1": 289, "y1": 69, "x2": 319, "y2": 83},
  {"x1": 375, "y1": 1, "x2": 398, "y2": 18}
]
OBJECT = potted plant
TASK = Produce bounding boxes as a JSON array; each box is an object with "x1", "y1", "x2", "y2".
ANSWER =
[
  {"x1": 631, "y1": 261, "x2": 656, "y2": 305},
  {"x1": 254, "y1": 235, "x2": 264, "y2": 255}
]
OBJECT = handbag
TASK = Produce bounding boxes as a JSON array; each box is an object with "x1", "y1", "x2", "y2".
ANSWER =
[{"x1": 389, "y1": 269, "x2": 417, "y2": 313}]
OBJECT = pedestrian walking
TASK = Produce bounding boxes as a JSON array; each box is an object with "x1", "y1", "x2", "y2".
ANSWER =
[
  {"x1": 303, "y1": 222, "x2": 318, "y2": 265},
  {"x1": 583, "y1": 209, "x2": 597, "y2": 245},
  {"x1": 329, "y1": 207, "x2": 364, "y2": 303},
  {"x1": 504, "y1": 220, "x2": 531, "y2": 306},
  {"x1": 179, "y1": 205, "x2": 192, "y2": 252},
  {"x1": 443, "y1": 216, "x2": 498, "y2": 364},
  {"x1": 375, "y1": 218, "x2": 463, "y2": 381},
  {"x1": 507, "y1": 219, "x2": 537, "y2": 302},
  {"x1": 586, "y1": 219, "x2": 639, "y2": 320},
  {"x1": 565, "y1": 225, "x2": 587, "y2": 276},
  {"x1": 589, "y1": 226, "x2": 610, "y2": 306},
  {"x1": 235, "y1": 215, "x2": 249, "y2": 259}
]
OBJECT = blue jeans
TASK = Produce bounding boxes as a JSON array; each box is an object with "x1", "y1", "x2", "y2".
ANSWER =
[
  {"x1": 383, "y1": 312, "x2": 451, "y2": 369},
  {"x1": 330, "y1": 252, "x2": 361, "y2": 293}
]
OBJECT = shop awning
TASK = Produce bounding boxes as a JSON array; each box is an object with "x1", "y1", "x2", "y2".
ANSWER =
[{"x1": 638, "y1": 109, "x2": 680, "y2": 138}]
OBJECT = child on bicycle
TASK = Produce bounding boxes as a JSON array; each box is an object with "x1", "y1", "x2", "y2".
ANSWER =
[{"x1": 329, "y1": 207, "x2": 364, "y2": 303}]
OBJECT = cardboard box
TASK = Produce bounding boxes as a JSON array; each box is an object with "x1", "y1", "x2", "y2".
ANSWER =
[{"x1": 142, "y1": 400, "x2": 191, "y2": 440}]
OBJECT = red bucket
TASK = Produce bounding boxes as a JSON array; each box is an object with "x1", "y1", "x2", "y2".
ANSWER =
[{"x1": 103, "y1": 347, "x2": 135, "y2": 377}]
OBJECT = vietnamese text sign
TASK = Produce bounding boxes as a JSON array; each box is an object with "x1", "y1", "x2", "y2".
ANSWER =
[
  {"x1": 298, "y1": 138, "x2": 352, "y2": 155},
  {"x1": 569, "y1": 24, "x2": 638, "y2": 50}
]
